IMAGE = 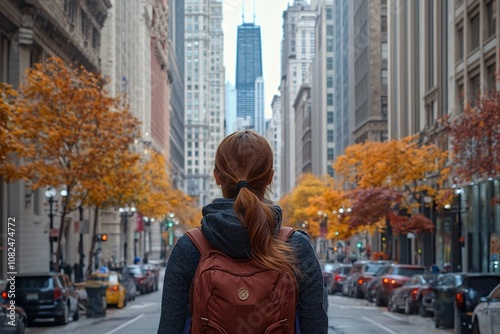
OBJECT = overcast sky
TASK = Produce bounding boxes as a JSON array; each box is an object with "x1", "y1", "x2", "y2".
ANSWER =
[{"x1": 223, "y1": 0, "x2": 292, "y2": 119}]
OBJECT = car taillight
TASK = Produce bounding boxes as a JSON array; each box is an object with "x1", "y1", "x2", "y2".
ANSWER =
[
  {"x1": 455, "y1": 292, "x2": 465, "y2": 310},
  {"x1": 54, "y1": 288, "x2": 61, "y2": 299},
  {"x1": 334, "y1": 275, "x2": 343, "y2": 282},
  {"x1": 410, "y1": 288, "x2": 419, "y2": 300},
  {"x1": 1, "y1": 291, "x2": 7, "y2": 299},
  {"x1": 382, "y1": 278, "x2": 393, "y2": 284}
]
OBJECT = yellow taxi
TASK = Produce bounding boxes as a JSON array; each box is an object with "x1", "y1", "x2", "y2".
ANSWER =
[{"x1": 86, "y1": 271, "x2": 127, "y2": 309}]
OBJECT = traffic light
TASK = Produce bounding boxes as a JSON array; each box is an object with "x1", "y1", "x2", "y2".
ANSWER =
[
  {"x1": 356, "y1": 242, "x2": 362, "y2": 249},
  {"x1": 95, "y1": 234, "x2": 108, "y2": 242}
]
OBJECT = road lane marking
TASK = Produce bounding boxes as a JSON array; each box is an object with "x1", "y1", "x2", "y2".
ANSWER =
[
  {"x1": 362, "y1": 316, "x2": 399, "y2": 334},
  {"x1": 383, "y1": 312, "x2": 403, "y2": 321},
  {"x1": 104, "y1": 314, "x2": 145, "y2": 334},
  {"x1": 129, "y1": 302, "x2": 158, "y2": 309}
]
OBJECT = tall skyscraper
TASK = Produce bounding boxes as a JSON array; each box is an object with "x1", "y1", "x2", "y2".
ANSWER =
[
  {"x1": 280, "y1": 0, "x2": 316, "y2": 194},
  {"x1": 184, "y1": 0, "x2": 225, "y2": 205},
  {"x1": 235, "y1": 21, "x2": 263, "y2": 131}
]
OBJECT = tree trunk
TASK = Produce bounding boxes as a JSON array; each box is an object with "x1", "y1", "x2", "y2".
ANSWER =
[
  {"x1": 54, "y1": 194, "x2": 70, "y2": 272},
  {"x1": 86, "y1": 206, "x2": 99, "y2": 277}
]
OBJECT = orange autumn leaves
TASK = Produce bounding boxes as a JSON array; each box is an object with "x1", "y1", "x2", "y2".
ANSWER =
[
  {"x1": 0, "y1": 57, "x2": 199, "y2": 268},
  {"x1": 280, "y1": 136, "x2": 450, "y2": 238}
]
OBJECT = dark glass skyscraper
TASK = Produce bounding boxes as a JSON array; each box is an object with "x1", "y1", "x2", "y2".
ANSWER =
[{"x1": 235, "y1": 22, "x2": 263, "y2": 128}]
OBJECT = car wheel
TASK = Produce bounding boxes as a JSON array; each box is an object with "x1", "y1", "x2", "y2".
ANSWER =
[
  {"x1": 73, "y1": 306, "x2": 80, "y2": 321},
  {"x1": 387, "y1": 295, "x2": 396, "y2": 312},
  {"x1": 15, "y1": 317, "x2": 26, "y2": 334},
  {"x1": 419, "y1": 303, "x2": 429, "y2": 317},
  {"x1": 375, "y1": 290, "x2": 384, "y2": 307},
  {"x1": 404, "y1": 298, "x2": 413, "y2": 315},
  {"x1": 471, "y1": 319, "x2": 480, "y2": 334},
  {"x1": 58, "y1": 303, "x2": 69, "y2": 325}
]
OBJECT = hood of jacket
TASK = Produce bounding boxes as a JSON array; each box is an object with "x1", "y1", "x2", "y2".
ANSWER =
[{"x1": 200, "y1": 198, "x2": 282, "y2": 259}]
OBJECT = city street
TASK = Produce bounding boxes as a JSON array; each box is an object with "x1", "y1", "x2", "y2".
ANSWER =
[{"x1": 24, "y1": 267, "x2": 455, "y2": 334}]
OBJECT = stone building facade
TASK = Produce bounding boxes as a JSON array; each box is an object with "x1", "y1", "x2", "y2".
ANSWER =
[{"x1": 0, "y1": 0, "x2": 111, "y2": 278}]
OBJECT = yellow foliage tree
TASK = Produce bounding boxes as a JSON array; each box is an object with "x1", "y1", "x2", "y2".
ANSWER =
[
  {"x1": 11, "y1": 57, "x2": 140, "y2": 271},
  {"x1": 279, "y1": 173, "x2": 332, "y2": 238}
]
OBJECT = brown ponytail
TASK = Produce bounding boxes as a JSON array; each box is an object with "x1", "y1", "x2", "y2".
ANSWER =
[{"x1": 214, "y1": 131, "x2": 300, "y2": 284}]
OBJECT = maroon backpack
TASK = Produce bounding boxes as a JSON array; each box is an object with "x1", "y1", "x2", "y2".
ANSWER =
[{"x1": 185, "y1": 227, "x2": 298, "y2": 334}]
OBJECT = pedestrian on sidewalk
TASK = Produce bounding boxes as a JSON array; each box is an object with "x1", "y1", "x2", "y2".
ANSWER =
[{"x1": 158, "y1": 130, "x2": 328, "y2": 334}]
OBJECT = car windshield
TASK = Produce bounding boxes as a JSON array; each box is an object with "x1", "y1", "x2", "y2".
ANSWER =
[
  {"x1": 463, "y1": 277, "x2": 500, "y2": 296},
  {"x1": 324, "y1": 264, "x2": 336, "y2": 272},
  {"x1": 341, "y1": 267, "x2": 351, "y2": 274},
  {"x1": 127, "y1": 266, "x2": 142, "y2": 275},
  {"x1": 365, "y1": 263, "x2": 386, "y2": 273},
  {"x1": 392, "y1": 267, "x2": 426, "y2": 276},
  {"x1": 16, "y1": 276, "x2": 51, "y2": 289}
]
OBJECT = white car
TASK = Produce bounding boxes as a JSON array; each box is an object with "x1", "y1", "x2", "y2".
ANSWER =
[{"x1": 471, "y1": 282, "x2": 500, "y2": 334}]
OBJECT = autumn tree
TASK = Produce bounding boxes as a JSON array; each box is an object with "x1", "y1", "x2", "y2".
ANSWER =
[
  {"x1": 0, "y1": 83, "x2": 20, "y2": 181},
  {"x1": 12, "y1": 57, "x2": 140, "y2": 271},
  {"x1": 333, "y1": 136, "x2": 449, "y2": 236},
  {"x1": 279, "y1": 173, "x2": 333, "y2": 238},
  {"x1": 445, "y1": 89, "x2": 500, "y2": 193}
]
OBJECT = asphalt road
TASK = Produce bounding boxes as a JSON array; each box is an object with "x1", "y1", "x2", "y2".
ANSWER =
[{"x1": 25, "y1": 269, "x2": 456, "y2": 334}]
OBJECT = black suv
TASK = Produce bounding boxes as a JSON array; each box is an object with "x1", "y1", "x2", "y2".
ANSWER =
[
  {"x1": 9, "y1": 273, "x2": 79, "y2": 325},
  {"x1": 454, "y1": 273, "x2": 500, "y2": 334}
]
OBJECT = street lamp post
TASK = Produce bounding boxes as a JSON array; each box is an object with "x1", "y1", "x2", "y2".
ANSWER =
[
  {"x1": 119, "y1": 206, "x2": 136, "y2": 265},
  {"x1": 44, "y1": 187, "x2": 57, "y2": 271}
]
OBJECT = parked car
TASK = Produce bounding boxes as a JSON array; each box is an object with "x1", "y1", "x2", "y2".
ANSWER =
[
  {"x1": 320, "y1": 261, "x2": 338, "y2": 293},
  {"x1": 142, "y1": 263, "x2": 161, "y2": 292},
  {"x1": 470, "y1": 282, "x2": 500, "y2": 334},
  {"x1": 365, "y1": 265, "x2": 394, "y2": 302},
  {"x1": 347, "y1": 260, "x2": 396, "y2": 299},
  {"x1": 387, "y1": 274, "x2": 438, "y2": 315},
  {"x1": 10, "y1": 273, "x2": 79, "y2": 325},
  {"x1": 432, "y1": 272, "x2": 466, "y2": 329},
  {"x1": 115, "y1": 267, "x2": 137, "y2": 301},
  {"x1": 127, "y1": 265, "x2": 154, "y2": 294},
  {"x1": 86, "y1": 271, "x2": 127, "y2": 308},
  {"x1": 0, "y1": 280, "x2": 27, "y2": 333},
  {"x1": 330, "y1": 265, "x2": 351, "y2": 294},
  {"x1": 373, "y1": 264, "x2": 426, "y2": 306},
  {"x1": 454, "y1": 274, "x2": 500, "y2": 334}
]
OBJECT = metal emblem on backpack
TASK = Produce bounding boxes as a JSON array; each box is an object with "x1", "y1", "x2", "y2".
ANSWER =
[{"x1": 237, "y1": 287, "x2": 249, "y2": 301}]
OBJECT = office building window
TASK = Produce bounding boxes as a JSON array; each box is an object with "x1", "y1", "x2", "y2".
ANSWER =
[
  {"x1": 469, "y1": 13, "x2": 480, "y2": 52},
  {"x1": 327, "y1": 93, "x2": 333, "y2": 106},
  {"x1": 381, "y1": 16, "x2": 387, "y2": 32},
  {"x1": 381, "y1": 69, "x2": 388, "y2": 86},
  {"x1": 469, "y1": 73, "x2": 480, "y2": 100},
  {"x1": 457, "y1": 26, "x2": 464, "y2": 61},
  {"x1": 327, "y1": 130, "x2": 334, "y2": 142},
  {"x1": 327, "y1": 77, "x2": 333, "y2": 88},
  {"x1": 381, "y1": 42, "x2": 388, "y2": 60},
  {"x1": 381, "y1": 96, "x2": 388, "y2": 119},
  {"x1": 487, "y1": 63, "x2": 497, "y2": 93},
  {"x1": 486, "y1": 0, "x2": 496, "y2": 39},
  {"x1": 327, "y1": 148, "x2": 334, "y2": 160},
  {"x1": 327, "y1": 57, "x2": 333, "y2": 70},
  {"x1": 327, "y1": 111, "x2": 334, "y2": 124}
]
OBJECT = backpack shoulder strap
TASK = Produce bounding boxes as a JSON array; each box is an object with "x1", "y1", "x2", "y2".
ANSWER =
[
  {"x1": 278, "y1": 226, "x2": 295, "y2": 241},
  {"x1": 185, "y1": 227, "x2": 213, "y2": 256}
]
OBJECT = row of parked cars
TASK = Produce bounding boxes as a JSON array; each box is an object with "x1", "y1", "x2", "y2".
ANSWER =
[
  {"x1": 0, "y1": 262, "x2": 162, "y2": 333},
  {"x1": 322, "y1": 260, "x2": 500, "y2": 334}
]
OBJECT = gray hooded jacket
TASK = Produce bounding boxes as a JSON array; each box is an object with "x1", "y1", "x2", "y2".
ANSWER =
[{"x1": 157, "y1": 198, "x2": 328, "y2": 333}]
